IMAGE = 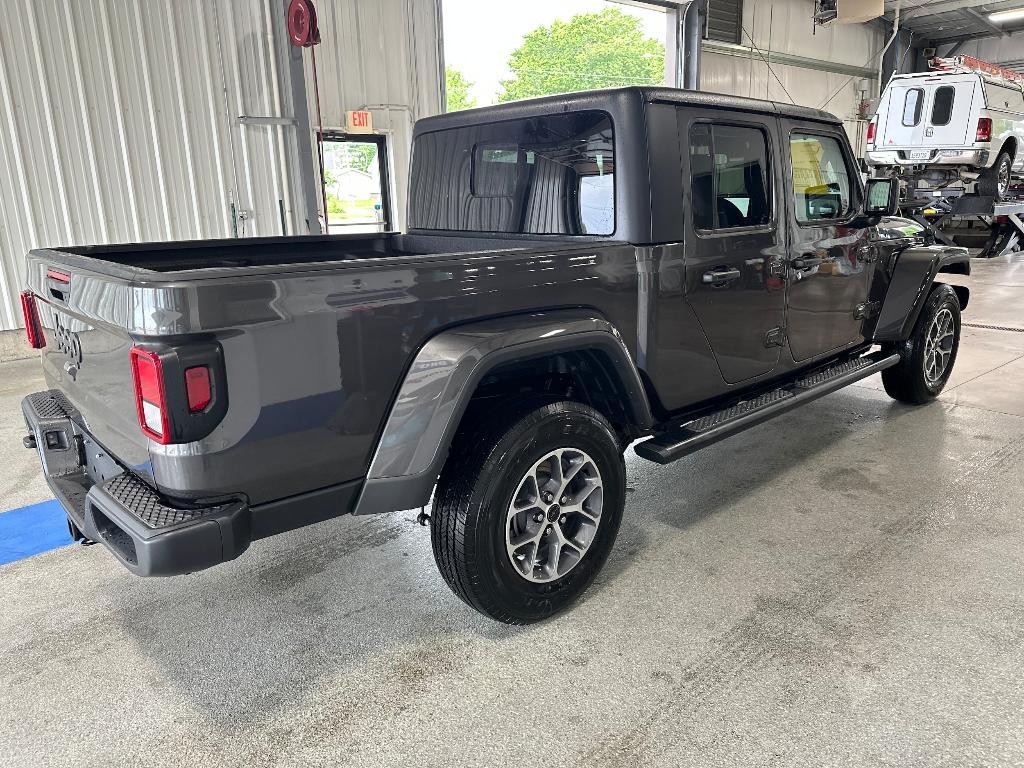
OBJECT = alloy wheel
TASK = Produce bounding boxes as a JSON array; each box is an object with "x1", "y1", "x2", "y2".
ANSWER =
[{"x1": 505, "y1": 448, "x2": 604, "y2": 583}]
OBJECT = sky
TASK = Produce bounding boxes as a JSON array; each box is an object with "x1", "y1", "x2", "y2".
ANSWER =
[{"x1": 442, "y1": 0, "x2": 667, "y2": 106}]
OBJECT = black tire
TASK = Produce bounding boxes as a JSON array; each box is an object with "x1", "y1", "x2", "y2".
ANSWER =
[
  {"x1": 431, "y1": 400, "x2": 626, "y2": 624},
  {"x1": 881, "y1": 284, "x2": 961, "y2": 405},
  {"x1": 978, "y1": 151, "x2": 1013, "y2": 201}
]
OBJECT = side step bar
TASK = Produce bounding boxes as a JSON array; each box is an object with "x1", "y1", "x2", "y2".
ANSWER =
[{"x1": 634, "y1": 352, "x2": 900, "y2": 465}]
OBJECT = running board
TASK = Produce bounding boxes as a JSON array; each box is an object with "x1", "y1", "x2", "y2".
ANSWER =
[{"x1": 634, "y1": 352, "x2": 900, "y2": 465}]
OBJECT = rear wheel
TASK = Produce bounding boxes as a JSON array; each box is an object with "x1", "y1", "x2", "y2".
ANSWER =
[
  {"x1": 881, "y1": 284, "x2": 961, "y2": 404},
  {"x1": 978, "y1": 151, "x2": 1013, "y2": 200},
  {"x1": 430, "y1": 400, "x2": 625, "y2": 624}
]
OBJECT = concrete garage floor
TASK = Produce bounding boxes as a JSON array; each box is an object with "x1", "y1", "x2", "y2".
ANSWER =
[{"x1": 2, "y1": 255, "x2": 1023, "y2": 768}]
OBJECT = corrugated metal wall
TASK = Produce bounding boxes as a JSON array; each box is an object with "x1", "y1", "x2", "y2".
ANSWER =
[
  {"x1": 701, "y1": 0, "x2": 884, "y2": 151},
  {"x1": 0, "y1": 0, "x2": 442, "y2": 333},
  {"x1": 301, "y1": 0, "x2": 443, "y2": 231}
]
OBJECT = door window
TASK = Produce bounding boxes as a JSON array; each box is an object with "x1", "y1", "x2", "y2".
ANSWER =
[
  {"x1": 930, "y1": 86, "x2": 955, "y2": 126},
  {"x1": 902, "y1": 88, "x2": 924, "y2": 126},
  {"x1": 689, "y1": 123, "x2": 771, "y2": 231},
  {"x1": 319, "y1": 134, "x2": 392, "y2": 233},
  {"x1": 790, "y1": 134, "x2": 853, "y2": 223}
]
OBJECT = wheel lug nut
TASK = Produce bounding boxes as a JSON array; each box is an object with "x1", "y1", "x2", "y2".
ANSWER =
[
  {"x1": 533, "y1": 512, "x2": 544, "y2": 523},
  {"x1": 544, "y1": 526, "x2": 551, "y2": 535},
  {"x1": 560, "y1": 496, "x2": 569, "y2": 504},
  {"x1": 559, "y1": 514, "x2": 566, "y2": 524},
  {"x1": 542, "y1": 492, "x2": 553, "y2": 503}
]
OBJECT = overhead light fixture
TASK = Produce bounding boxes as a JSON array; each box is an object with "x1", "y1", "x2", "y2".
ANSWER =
[{"x1": 989, "y1": 7, "x2": 1024, "y2": 23}]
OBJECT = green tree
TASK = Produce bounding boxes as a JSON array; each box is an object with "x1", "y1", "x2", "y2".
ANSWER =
[
  {"x1": 341, "y1": 143, "x2": 376, "y2": 174},
  {"x1": 499, "y1": 8, "x2": 664, "y2": 102},
  {"x1": 446, "y1": 66, "x2": 477, "y2": 112}
]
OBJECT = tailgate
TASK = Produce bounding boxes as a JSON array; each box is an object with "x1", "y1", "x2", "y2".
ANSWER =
[
  {"x1": 25, "y1": 254, "x2": 151, "y2": 473},
  {"x1": 878, "y1": 76, "x2": 977, "y2": 149}
]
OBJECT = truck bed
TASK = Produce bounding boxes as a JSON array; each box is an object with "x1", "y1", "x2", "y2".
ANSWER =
[{"x1": 53, "y1": 232, "x2": 560, "y2": 273}]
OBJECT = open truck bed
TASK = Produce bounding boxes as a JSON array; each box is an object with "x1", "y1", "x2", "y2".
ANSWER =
[{"x1": 52, "y1": 232, "x2": 557, "y2": 273}]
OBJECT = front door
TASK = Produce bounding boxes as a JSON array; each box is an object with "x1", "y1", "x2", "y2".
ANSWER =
[
  {"x1": 783, "y1": 124, "x2": 875, "y2": 362},
  {"x1": 680, "y1": 115, "x2": 787, "y2": 384}
]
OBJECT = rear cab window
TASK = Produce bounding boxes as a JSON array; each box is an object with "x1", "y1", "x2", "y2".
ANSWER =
[
  {"x1": 689, "y1": 123, "x2": 772, "y2": 231},
  {"x1": 789, "y1": 133, "x2": 854, "y2": 223},
  {"x1": 409, "y1": 110, "x2": 615, "y2": 236}
]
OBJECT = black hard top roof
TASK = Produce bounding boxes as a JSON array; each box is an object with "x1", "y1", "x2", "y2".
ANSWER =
[{"x1": 414, "y1": 85, "x2": 842, "y2": 136}]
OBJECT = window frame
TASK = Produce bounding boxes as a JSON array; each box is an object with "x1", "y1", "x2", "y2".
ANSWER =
[
  {"x1": 929, "y1": 85, "x2": 956, "y2": 127},
  {"x1": 317, "y1": 131, "x2": 395, "y2": 233},
  {"x1": 902, "y1": 87, "x2": 924, "y2": 127},
  {"x1": 787, "y1": 128, "x2": 861, "y2": 228},
  {"x1": 687, "y1": 118, "x2": 776, "y2": 239}
]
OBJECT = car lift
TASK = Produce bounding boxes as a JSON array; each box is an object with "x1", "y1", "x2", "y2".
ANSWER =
[{"x1": 897, "y1": 191, "x2": 1024, "y2": 258}]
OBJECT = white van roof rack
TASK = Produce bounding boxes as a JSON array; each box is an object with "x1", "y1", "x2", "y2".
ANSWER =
[{"x1": 928, "y1": 55, "x2": 1024, "y2": 89}]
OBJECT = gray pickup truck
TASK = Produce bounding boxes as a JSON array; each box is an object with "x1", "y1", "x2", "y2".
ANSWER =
[{"x1": 20, "y1": 87, "x2": 970, "y2": 624}]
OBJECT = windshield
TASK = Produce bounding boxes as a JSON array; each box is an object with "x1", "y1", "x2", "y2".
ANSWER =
[{"x1": 408, "y1": 110, "x2": 615, "y2": 236}]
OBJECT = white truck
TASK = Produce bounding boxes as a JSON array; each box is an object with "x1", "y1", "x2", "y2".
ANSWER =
[{"x1": 866, "y1": 56, "x2": 1024, "y2": 201}]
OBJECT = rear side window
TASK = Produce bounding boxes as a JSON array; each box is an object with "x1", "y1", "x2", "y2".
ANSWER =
[
  {"x1": 931, "y1": 86, "x2": 955, "y2": 126},
  {"x1": 689, "y1": 123, "x2": 771, "y2": 231},
  {"x1": 790, "y1": 134, "x2": 852, "y2": 223},
  {"x1": 902, "y1": 88, "x2": 924, "y2": 126},
  {"x1": 408, "y1": 110, "x2": 614, "y2": 235}
]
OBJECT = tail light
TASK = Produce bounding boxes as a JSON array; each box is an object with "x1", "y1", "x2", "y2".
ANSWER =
[
  {"x1": 129, "y1": 344, "x2": 226, "y2": 444},
  {"x1": 866, "y1": 117, "x2": 876, "y2": 144},
  {"x1": 976, "y1": 117, "x2": 993, "y2": 142},
  {"x1": 19, "y1": 291, "x2": 45, "y2": 349},
  {"x1": 130, "y1": 347, "x2": 171, "y2": 443}
]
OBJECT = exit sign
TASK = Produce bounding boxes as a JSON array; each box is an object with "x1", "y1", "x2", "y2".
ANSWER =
[{"x1": 346, "y1": 110, "x2": 373, "y2": 133}]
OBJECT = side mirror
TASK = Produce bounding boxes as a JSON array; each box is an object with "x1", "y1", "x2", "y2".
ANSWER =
[{"x1": 864, "y1": 177, "x2": 899, "y2": 217}]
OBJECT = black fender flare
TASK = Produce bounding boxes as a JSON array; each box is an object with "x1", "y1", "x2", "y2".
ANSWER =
[
  {"x1": 874, "y1": 246, "x2": 970, "y2": 342},
  {"x1": 353, "y1": 310, "x2": 652, "y2": 515}
]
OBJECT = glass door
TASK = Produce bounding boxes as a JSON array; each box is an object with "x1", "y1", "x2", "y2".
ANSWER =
[{"x1": 319, "y1": 133, "x2": 393, "y2": 234}]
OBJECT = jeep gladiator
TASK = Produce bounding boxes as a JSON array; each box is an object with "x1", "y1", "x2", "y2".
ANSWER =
[{"x1": 19, "y1": 87, "x2": 971, "y2": 623}]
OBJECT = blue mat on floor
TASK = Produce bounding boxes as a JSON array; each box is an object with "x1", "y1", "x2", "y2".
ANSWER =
[{"x1": 0, "y1": 499, "x2": 72, "y2": 565}]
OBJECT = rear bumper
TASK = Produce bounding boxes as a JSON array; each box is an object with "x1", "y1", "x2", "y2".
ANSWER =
[
  {"x1": 865, "y1": 148, "x2": 991, "y2": 168},
  {"x1": 22, "y1": 390, "x2": 250, "y2": 576}
]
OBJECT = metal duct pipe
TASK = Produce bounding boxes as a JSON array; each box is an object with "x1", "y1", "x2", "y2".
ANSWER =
[
  {"x1": 877, "y1": 0, "x2": 901, "y2": 97},
  {"x1": 681, "y1": 0, "x2": 706, "y2": 90}
]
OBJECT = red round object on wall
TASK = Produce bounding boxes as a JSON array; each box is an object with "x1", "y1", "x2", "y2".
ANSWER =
[{"x1": 287, "y1": 0, "x2": 320, "y2": 47}]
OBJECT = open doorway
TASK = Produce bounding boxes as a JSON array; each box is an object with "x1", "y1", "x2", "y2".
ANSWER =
[{"x1": 319, "y1": 133, "x2": 393, "y2": 233}]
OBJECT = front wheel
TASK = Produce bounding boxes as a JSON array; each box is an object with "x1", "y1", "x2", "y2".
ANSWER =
[
  {"x1": 881, "y1": 284, "x2": 961, "y2": 404},
  {"x1": 431, "y1": 400, "x2": 626, "y2": 624}
]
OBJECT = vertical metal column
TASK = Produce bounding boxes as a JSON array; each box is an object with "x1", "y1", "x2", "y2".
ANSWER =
[
  {"x1": 666, "y1": 1, "x2": 706, "y2": 90},
  {"x1": 281, "y1": 0, "x2": 323, "y2": 235}
]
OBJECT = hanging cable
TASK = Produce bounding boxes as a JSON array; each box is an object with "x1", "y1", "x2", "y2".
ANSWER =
[
  {"x1": 310, "y1": 44, "x2": 329, "y2": 232},
  {"x1": 740, "y1": 23, "x2": 796, "y2": 104}
]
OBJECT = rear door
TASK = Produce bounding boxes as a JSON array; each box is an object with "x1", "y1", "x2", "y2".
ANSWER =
[
  {"x1": 921, "y1": 76, "x2": 977, "y2": 147},
  {"x1": 679, "y1": 111, "x2": 787, "y2": 384},
  {"x1": 880, "y1": 82, "x2": 927, "y2": 148}
]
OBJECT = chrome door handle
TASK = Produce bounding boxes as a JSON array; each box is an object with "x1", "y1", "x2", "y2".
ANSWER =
[
  {"x1": 792, "y1": 256, "x2": 824, "y2": 270},
  {"x1": 702, "y1": 267, "x2": 742, "y2": 284}
]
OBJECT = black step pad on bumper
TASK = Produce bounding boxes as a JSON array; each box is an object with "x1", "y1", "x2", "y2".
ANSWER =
[
  {"x1": 22, "y1": 389, "x2": 250, "y2": 576},
  {"x1": 85, "y1": 474, "x2": 250, "y2": 576}
]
